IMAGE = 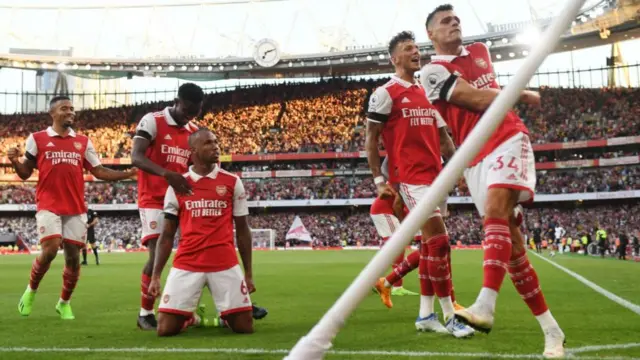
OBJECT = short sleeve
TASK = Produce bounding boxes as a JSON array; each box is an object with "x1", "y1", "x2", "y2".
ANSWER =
[
  {"x1": 134, "y1": 113, "x2": 157, "y2": 141},
  {"x1": 435, "y1": 110, "x2": 447, "y2": 128},
  {"x1": 84, "y1": 139, "x2": 102, "y2": 168},
  {"x1": 420, "y1": 64, "x2": 458, "y2": 102},
  {"x1": 366, "y1": 87, "x2": 393, "y2": 123},
  {"x1": 25, "y1": 134, "x2": 37, "y2": 160},
  {"x1": 163, "y1": 186, "x2": 179, "y2": 217},
  {"x1": 233, "y1": 178, "x2": 249, "y2": 217}
]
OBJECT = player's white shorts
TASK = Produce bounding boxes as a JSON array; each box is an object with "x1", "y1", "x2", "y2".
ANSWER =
[
  {"x1": 139, "y1": 208, "x2": 163, "y2": 245},
  {"x1": 35, "y1": 210, "x2": 88, "y2": 247},
  {"x1": 370, "y1": 213, "x2": 401, "y2": 239},
  {"x1": 158, "y1": 265, "x2": 253, "y2": 317},
  {"x1": 464, "y1": 132, "x2": 536, "y2": 217},
  {"x1": 398, "y1": 184, "x2": 448, "y2": 218}
]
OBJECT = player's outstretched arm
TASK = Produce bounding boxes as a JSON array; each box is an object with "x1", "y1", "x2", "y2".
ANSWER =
[
  {"x1": 235, "y1": 215, "x2": 255, "y2": 293},
  {"x1": 148, "y1": 215, "x2": 178, "y2": 297},
  {"x1": 7, "y1": 148, "x2": 36, "y2": 181},
  {"x1": 90, "y1": 165, "x2": 137, "y2": 181}
]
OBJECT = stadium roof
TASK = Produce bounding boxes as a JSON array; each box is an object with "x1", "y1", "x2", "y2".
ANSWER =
[{"x1": 0, "y1": 0, "x2": 606, "y2": 59}]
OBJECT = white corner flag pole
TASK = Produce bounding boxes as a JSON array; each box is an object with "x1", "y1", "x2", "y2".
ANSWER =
[{"x1": 284, "y1": 0, "x2": 587, "y2": 358}]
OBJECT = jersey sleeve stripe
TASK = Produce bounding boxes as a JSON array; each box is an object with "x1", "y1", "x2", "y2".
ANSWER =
[
  {"x1": 164, "y1": 213, "x2": 178, "y2": 221},
  {"x1": 366, "y1": 112, "x2": 389, "y2": 123},
  {"x1": 440, "y1": 74, "x2": 459, "y2": 101},
  {"x1": 25, "y1": 152, "x2": 36, "y2": 161}
]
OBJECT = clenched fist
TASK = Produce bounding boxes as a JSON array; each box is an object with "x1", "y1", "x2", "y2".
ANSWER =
[{"x1": 7, "y1": 148, "x2": 21, "y2": 163}]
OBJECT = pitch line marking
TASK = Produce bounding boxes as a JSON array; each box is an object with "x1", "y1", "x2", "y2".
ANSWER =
[
  {"x1": 0, "y1": 343, "x2": 639, "y2": 359},
  {"x1": 530, "y1": 252, "x2": 640, "y2": 316}
]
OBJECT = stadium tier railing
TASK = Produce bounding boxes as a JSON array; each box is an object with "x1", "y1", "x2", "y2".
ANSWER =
[
  {"x1": 0, "y1": 135, "x2": 639, "y2": 168},
  {"x1": 2, "y1": 190, "x2": 639, "y2": 212}
]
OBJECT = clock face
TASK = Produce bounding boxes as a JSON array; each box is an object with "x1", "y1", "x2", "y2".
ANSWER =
[{"x1": 254, "y1": 39, "x2": 281, "y2": 68}]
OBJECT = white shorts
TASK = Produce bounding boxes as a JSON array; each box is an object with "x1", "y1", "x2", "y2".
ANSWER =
[
  {"x1": 398, "y1": 183, "x2": 448, "y2": 218},
  {"x1": 139, "y1": 208, "x2": 163, "y2": 245},
  {"x1": 464, "y1": 132, "x2": 536, "y2": 217},
  {"x1": 36, "y1": 210, "x2": 88, "y2": 247},
  {"x1": 370, "y1": 213, "x2": 401, "y2": 239},
  {"x1": 158, "y1": 265, "x2": 253, "y2": 317}
]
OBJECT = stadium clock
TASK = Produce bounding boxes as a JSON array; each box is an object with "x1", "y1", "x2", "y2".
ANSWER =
[{"x1": 253, "y1": 38, "x2": 281, "y2": 68}]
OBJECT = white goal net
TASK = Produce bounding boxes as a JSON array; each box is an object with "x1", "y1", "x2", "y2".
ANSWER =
[{"x1": 234, "y1": 228, "x2": 276, "y2": 251}]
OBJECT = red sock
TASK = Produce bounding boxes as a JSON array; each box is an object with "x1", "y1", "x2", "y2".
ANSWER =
[
  {"x1": 391, "y1": 251, "x2": 406, "y2": 287},
  {"x1": 483, "y1": 218, "x2": 512, "y2": 292},
  {"x1": 427, "y1": 234, "x2": 452, "y2": 298},
  {"x1": 385, "y1": 250, "x2": 420, "y2": 286},
  {"x1": 29, "y1": 258, "x2": 51, "y2": 291},
  {"x1": 509, "y1": 251, "x2": 549, "y2": 316},
  {"x1": 141, "y1": 273, "x2": 156, "y2": 311},
  {"x1": 419, "y1": 244, "x2": 434, "y2": 296},
  {"x1": 181, "y1": 315, "x2": 196, "y2": 331},
  {"x1": 60, "y1": 266, "x2": 80, "y2": 301}
]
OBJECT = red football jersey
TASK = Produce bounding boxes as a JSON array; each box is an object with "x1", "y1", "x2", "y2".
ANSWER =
[
  {"x1": 164, "y1": 166, "x2": 249, "y2": 273},
  {"x1": 25, "y1": 127, "x2": 101, "y2": 215},
  {"x1": 135, "y1": 107, "x2": 199, "y2": 209},
  {"x1": 366, "y1": 75, "x2": 446, "y2": 185},
  {"x1": 420, "y1": 42, "x2": 529, "y2": 166}
]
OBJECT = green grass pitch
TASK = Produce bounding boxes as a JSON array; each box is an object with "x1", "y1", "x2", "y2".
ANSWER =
[{"x1": 0, "y1": 250, "x2": 638, "y2": 360}]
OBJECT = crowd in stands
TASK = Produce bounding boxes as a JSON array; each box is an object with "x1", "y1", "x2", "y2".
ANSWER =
[
  {"x1": 2, "y1": 81, "x2": 640, "y2": 158},
  {"x1": 1, "y1": 165, "x2": 637, "y2": 205},
  {"x1": 2, "y1": 204, "x2": 637, "y2": 248}
]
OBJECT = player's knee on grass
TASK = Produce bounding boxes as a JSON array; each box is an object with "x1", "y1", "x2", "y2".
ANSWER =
[
  {"x1": 485, "y1": 188, "x2": 519, "y2": 219},
  {"x1": 223, "y1": 311, "x2": 254, "y2": 334},
  {"x1": 39, "y1": 237, "x2": 62, "y2": 263},
  {"x1": 156, "y1": 312, "x2": 187, "y2": 337}
]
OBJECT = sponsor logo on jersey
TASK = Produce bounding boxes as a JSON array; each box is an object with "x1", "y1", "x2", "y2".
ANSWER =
[
  {"x1": 471, "y1": 72, "x2": 496, "y2": 90},
  {"x1": 45, "y1": 150, "x2": 81, "y2": 166},
  {"x1": 401, "y1": 107, "x2": 440, "y2": 127},
  {"x1": 185, "y1": 198, "x2": 229, "y2": 217}
]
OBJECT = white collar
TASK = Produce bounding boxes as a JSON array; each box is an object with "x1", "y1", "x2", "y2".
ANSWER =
[
  {"x1": 430, "y1": 46, "x2": 470, "y2": 62},
  {"x1": 164, "y1": 106, "x2": 195, "y2": 130},
  {"x1": 46, "y1": 126, "x2": 76, "y2": 138},
  {"x1": 188, "y1": 165, "x2": 220, "y2": 182},
  {"x1": 391, "y1": 74, "x2": 418, "y2": 88}
]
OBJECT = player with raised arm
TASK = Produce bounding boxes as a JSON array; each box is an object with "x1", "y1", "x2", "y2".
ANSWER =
[
  {"x1": 421, "y1": 4, "x2": 565, "y2": 357},
  {"x1": 366, "y1": 31, "x2": 473, "y2": 337},
  {"x1": 131, "y1": 83, "x2": 202, "y2": 329},
  {"x1": 9, "y1": 96, "x2": 136, "y2": 320},
  {"x1": 148, "y1": 129, "x2": 255, "y2": 336}
]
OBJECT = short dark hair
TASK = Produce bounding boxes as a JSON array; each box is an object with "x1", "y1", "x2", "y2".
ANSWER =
[
  {"x1": 388, "y1": 31, "x2": 415, "y2": 55},
  {"x1": 188, "y1": 127, "x2": 210, "y2": 148},
  {"x1": 178, "y1": 83, "x2": 204, "y2": 103},
  {"x1": 49, "y1": 95, "x2": 71, "y2": 108},
  {"x1": 426, "y1": 4, "x2": 454, "y2": 29}
]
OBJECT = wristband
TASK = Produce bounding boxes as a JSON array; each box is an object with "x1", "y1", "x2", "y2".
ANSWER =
[{"x1": 374, "y1": 176, "x2": 385, "y2": 185}]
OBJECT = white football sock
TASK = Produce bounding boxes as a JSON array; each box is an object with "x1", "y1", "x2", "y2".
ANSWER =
[
  {"x1": 476, "y1": 287, "x2": 498, "y2": 313},
  {"x1": 419, "y1": 295, "x2": 435, "y2": 318},
  {"x1": 383, "y1": 279, "x2": 392, "y2": 288},
  {"x1": 58, "y1": 298, "x2": 69, "y2": 305},
  {"x1": 439, "y1": 296, "x2": 455, "y2": 320},
  {"x1": 536, "y1": 310, "x2": 560, "y2": 332},
  {"x1": 139, "y1": 308, "x2": 154, "y2": 317}
]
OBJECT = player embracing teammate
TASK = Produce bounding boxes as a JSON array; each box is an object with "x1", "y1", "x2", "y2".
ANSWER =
[
  {"x1": 421, "y1": 4, "x2": 565, "y2": 358},
  {"x1": 366, "y1": 31, "x2": 474, "y2": 338}
]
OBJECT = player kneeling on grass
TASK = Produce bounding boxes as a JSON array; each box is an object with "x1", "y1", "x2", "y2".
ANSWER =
[{"x1": 148, "y1": 128, "x2": 255, "y2": 336}]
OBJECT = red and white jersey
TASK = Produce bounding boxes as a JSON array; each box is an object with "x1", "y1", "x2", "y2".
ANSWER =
[
  {"x1": 420, "y1": 42, "x2": 529, "y2": 166},
  {"x1": 25, "y1": 127, "x2": 101, "y2": 216},
  {"x1": 367, "y1": 75, "x2": 446, "y2": 185},
  {"x1": 135, "y1": 107, "x2": 199, "y2": 209},
  {"x1": 164, "y1": 165, "x2": 249, "y2": 273}
]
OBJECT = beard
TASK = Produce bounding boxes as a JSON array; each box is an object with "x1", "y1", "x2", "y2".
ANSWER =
[{"x1": 62, "y1": 120, "x2": 73, "y2": 128}]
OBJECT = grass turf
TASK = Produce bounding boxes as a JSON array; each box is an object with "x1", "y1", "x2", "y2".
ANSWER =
[{"x1": 0, "y1": 250, "x2": 639, "y2": 359}]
